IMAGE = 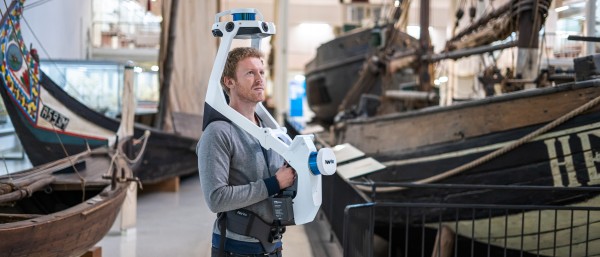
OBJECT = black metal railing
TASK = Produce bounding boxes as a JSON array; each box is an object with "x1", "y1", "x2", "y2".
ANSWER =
[
  {"x1": 328, "y1": 180, "x2": 600, "y2": 257},
  {"x1": 321, "y1": 172, "x2": 370, "y2": 246},
  {"x1": 344, "y1": 201, "x2": 600, "y2": 257}
]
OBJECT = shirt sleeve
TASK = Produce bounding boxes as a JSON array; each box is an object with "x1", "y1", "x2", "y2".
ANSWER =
[
  {"x1": 197, "y1": 122, "x2": 270, "y2": 213},
  {"x1": 262, "y1": 176, "x2": 280, "y2": 196}
]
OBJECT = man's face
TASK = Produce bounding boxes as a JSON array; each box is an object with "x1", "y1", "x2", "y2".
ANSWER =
[{"x1": 227, "y1": 57, "x2": 265, "y2": 104}]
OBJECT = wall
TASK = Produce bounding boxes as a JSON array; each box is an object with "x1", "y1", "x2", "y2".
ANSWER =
[
  {"x1": 2, "y1": 0, "x2": 92, "y2": 60},
  {"x1": 219, "y1": 0, "x2": 342, "y2": 72}
]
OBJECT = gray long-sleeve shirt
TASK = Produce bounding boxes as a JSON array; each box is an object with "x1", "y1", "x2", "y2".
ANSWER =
[{"x1": 197, "y1": 120, "x2": 284, "y2": 243}]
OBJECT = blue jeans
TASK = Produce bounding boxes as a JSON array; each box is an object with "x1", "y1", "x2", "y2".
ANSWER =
[{"x1": 211, "y1": 247, "x2": 283, "y2": 257}]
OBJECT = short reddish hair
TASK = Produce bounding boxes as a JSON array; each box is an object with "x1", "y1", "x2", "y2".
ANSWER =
[{"x1": 221, "y1": 47, "x2": 264, "y2": 94}]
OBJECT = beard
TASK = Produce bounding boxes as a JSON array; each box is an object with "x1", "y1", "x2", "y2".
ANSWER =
[{"x1": 231, "y1": 80, "x2": 265, "y2": 103}]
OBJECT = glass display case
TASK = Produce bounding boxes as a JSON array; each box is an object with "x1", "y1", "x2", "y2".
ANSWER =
[
  {"x1": 91, "y1": 0, "x2": 161, "y2": 50},
  {"x1": 40, "y1": 59, "x2": 159, "y2": 118}
]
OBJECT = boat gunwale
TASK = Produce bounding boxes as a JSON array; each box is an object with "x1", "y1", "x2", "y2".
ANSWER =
[
  {"x1": 0, "y1": 180, "x2": 127, "y2": 229},
  {"x1": 343, "y1": 79, "x2": 599, "y2": 125}
]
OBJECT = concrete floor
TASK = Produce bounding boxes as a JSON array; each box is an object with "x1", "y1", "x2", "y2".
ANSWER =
[{"x1": 97, "y1": 174, "x2": 342, "y2": 257}]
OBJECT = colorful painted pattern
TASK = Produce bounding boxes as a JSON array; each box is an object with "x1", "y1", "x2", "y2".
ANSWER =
[{"x1": 0, "y1": 0, "x2": 40, "y2": 123}]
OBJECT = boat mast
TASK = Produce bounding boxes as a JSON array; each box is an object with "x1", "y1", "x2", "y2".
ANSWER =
[
  {"x1": 418, "y1": 0, "x2": 432, "y2": 92},
  {"x1": 516, "y1": 0, "x2": 544, "y2": 89},
  {"x1": 585, "y1": 0, "x2": 596, "y2": 55},
  {"x1": 155, "y1": 0, "x2": 180, "y2": 130}
]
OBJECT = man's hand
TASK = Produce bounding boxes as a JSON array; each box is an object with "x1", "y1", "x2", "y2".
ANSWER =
[{"x1": 275, "y1": 162, "x2": 296, "y2": 189}]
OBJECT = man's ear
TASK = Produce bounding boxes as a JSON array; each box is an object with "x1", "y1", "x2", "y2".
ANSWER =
[{"x1": 223, "y1": 77, "x2": 235, "y2": 90}]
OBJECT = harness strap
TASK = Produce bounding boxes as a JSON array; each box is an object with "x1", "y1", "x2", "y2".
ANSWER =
[
  {"x1": 226, "y1": 209, "x2": 283, "y2": 252},
  {"x1": 218, "y1": 212, "x2": 227, "y2": 257},
  {"x1": 203, "y1": 102, "x2": 231, "y2": 130}
]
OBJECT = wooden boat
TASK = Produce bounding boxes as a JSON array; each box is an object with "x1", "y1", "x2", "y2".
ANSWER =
[
  {"x1": 308, "y1": 0, "x2": 600, "y2": 256},
  {"x1": 0, "y1": 145, "x2": 134, "y2": 257},
  {"x1": 338, "y1": 78, "x2": 600, "y2": 190},
  {"x1": 0, "y1": 138, "x2": 136, "y2": 256},
  {"x1": 326, "y1": 79, "x2": 600, "y2": 256},
  {"x1": 330, "y1": 78, "x2": 600, "y2": 256},
  {"x1": 305, "y1": 24, "x2": 419, "y2": 125},
  {"x1": 321, "y1": 0, "x2": 595, "y2": 204},
  {"x1": 0, "y1": 0, "x2": 198, "y2": 184}
]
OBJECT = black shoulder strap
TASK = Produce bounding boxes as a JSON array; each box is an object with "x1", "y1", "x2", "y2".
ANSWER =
[
  {"x1": 217, "y1": 212, "x2": 226, "y2": 257},
  {"x1": 203, "y1": 102, "x2": 231, "y2": 130}
]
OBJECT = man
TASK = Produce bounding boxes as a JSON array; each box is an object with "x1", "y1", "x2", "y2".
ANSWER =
[{"x1": 197, "y1": 47, "x2": 296, "y2": 257}]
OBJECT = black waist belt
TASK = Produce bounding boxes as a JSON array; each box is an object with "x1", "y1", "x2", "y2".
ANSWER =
[{"x1": 218, "y1": 209, "x2": 286, "y2": 253}]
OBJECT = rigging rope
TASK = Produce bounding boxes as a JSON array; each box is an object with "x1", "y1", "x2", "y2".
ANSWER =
[
  {"x1": 2, "y1": 0, "x2": 89, "y2": 201},
  {"x1": 24, "y1": 0, "x2": 52, "y2": 10},
  {"x1": 1, "y1": 153, "x2": 11, "y2": 180},
  {"x1": 124, "y1": 130, "x2": 151, "y2": 164},
  {"x1": 5, "y1": 0, "x2": 86, "y2": 100},
  {"x1": 20, "y1": 12, "x2": 86, "y2": 100}
]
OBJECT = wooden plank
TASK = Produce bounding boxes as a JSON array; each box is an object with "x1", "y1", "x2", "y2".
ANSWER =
[
  {"x1": 0, "y1": 213, "x2": 43, "y2": 222},
  {"x1": 118, "y1": 182, "x2": 138, "y2": 230},
  {"x1": 430, "y1": 225, "x2": 454, "y2": 257},
  {"x1": 300, "y1": 124, "x2": 324, "y2": 135},
  {"x1": 81, "y1": 246, "x2": 102, "y2": 257},
  {"x1": 340, "y1": 85, "x2": 600, "y2": 157},
  {"x1": 336, "y1": 157, "x2": 385, "y2": 180},
  {"x1": 143, "y1": 176, "x2": 180, "y2": 193},
  {"x1": 332, "y1": 143, "x2": 365, "y2": 164}
]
